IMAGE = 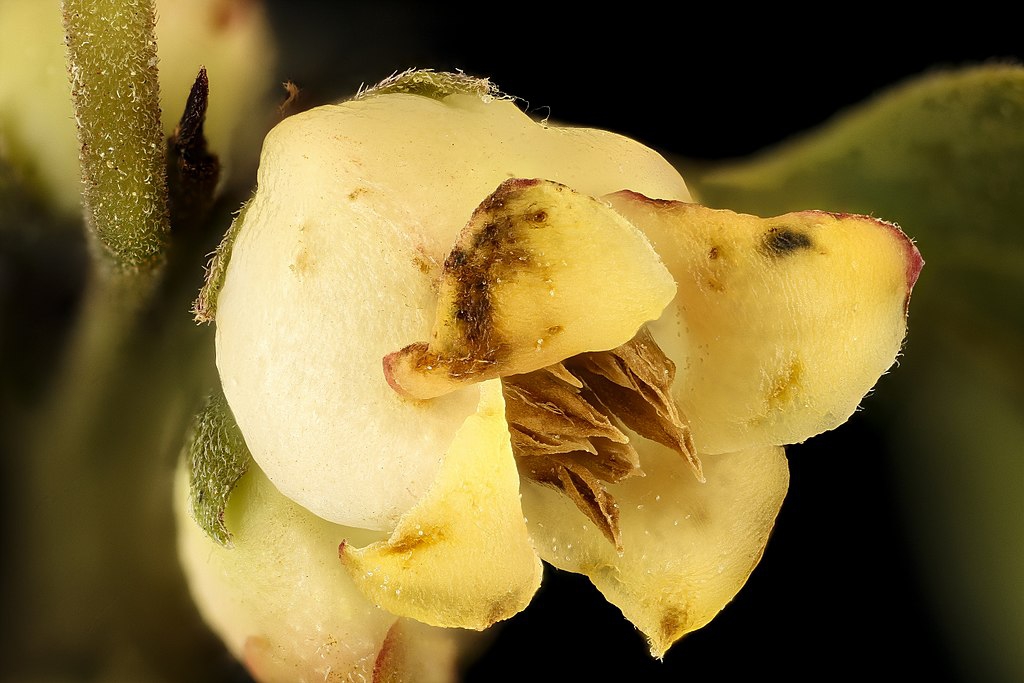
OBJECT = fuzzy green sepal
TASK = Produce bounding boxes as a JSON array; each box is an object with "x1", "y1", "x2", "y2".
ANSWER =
[
  {"x1": 193, "y1": 197, "x2": 251, "y2": 323},
  {"x1": 186, "y1": 389, "x2": 253, "y2": 547},
  {"x1": 356, "y1": 68, "x2": 500, "y2": 102}
]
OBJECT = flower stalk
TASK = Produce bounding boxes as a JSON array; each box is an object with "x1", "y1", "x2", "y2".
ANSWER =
[{"x1": 63, "y1": 0, "x2": 169, "y2": 273}]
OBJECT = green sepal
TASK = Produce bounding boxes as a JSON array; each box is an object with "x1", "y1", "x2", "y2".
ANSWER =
[
  {"x1": 186, "y1": 389, "x2": 253, "y2": 547},
  {"x1": 356, "y1": 68, "x2": 499, "y2": 102},
  {"x1": 193, "y1": 196, "x2": 251, "y2": 323}
]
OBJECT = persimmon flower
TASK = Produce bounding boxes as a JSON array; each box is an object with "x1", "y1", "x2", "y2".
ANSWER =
[{"x1": 177, "y1": 71, "x2": 921, "y2": 680}]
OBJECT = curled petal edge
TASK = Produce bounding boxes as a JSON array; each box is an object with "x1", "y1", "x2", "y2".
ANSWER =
[{"x1": 341, "y1": 380, "x2": 543, "y2": 630}]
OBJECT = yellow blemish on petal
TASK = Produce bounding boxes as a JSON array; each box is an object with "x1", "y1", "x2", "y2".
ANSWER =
[{"x1": 766, "y1": 357, "x2": 804, "y2": 411}]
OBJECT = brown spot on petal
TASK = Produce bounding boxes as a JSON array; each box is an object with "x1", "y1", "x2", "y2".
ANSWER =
[
  {"x1": 487, "y1": 594, "x2": 522, "y2": 627},
  {"x1": 289, "y1": 245, "x2": 313, "y2": 275},
  {"x1": 241, "y1": 636, "x2": 278, "y2": 682},
  {"x1": 762, "y1": 225, "x2": 814, "y2": 257},
  {"x1": 413, "y1": 253, "x2": 433, "y2": 276},
  {"x1": 441, "y1": 182, "x2": 537, "y2": 357},
  {"x1": 385, "y1": 178, "x2": 676, "y2": 400},
  {"x1": 688, "y1": 501, "x2": 711, "y2": 527},
  {"x1": 700, "y1": 241, "x2": 728, "y2": 292}
]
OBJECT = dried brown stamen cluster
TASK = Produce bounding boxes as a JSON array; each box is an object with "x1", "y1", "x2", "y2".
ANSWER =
[{"x1": 502, "y1": 326, "x2": 700, "y2": 551}]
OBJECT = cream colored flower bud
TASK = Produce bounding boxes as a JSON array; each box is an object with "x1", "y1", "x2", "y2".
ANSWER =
[{"x1": 0, "y1": 0, "x2": 275, "y2": 213}]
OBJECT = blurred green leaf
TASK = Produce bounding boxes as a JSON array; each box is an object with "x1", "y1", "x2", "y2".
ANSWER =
[
  {"x1": 893, "y1": 331, "x2": 1024, "y2": 683},
  {"x1": 688, "y1": 64, "x2": 1024, "y2": 683}
]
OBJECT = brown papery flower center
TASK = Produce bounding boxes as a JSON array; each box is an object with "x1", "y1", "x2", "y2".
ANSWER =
[{"x1": 502, "y1": 326, "x2": 701, "y2": 552}]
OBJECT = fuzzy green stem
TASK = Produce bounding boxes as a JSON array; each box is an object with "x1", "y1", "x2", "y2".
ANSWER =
[{"x1": 63, "y1": 0, "x2": 169, "y2": 271}]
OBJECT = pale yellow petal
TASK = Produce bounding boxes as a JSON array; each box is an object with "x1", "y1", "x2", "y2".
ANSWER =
[
  {"x1": 521, "y1": 441, "x2": 789, "y2": 657},
  {"x1": 341, "y1": 381, "x2": 542, "y2": 630},
  {"x1": 385, "y1": 179, "x2": 676, "y2": 399},
  {"x1": 610, "y1": 192, "x2": 921, "y2": 453},
  {"x1": 175, "y1": 461, "x2": 399, "y2": 683}
]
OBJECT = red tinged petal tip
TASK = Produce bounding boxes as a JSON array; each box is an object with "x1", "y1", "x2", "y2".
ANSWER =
[
  {"x1": 791, "y1": 209, "x2": 923, "y2": 293},
  {"x1": 898, "y1": 229, "x2": 924, "y2": 292},
  {"x1": 372, "y1": 622, "x2": 401, "y2": 683}
]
